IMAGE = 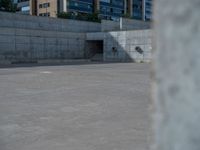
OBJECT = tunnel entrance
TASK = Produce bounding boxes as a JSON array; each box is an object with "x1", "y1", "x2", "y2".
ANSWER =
[{"x1": 86, "y1": 40, "x2": 104, "y2": 61}]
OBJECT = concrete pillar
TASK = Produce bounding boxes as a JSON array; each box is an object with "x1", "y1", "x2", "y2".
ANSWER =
[
  {"x1": 120, "y1": 17, "x2": 122, "y2": 30},
  {"x1": 154, "y1": 0, "x2": 200, "y2": 150},
  {"x1": 59, "y1": 0, "x2": 67, "y2": 13}
]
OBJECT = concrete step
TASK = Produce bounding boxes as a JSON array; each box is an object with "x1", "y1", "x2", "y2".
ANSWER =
[{"x1": 91, "y1": 53, "x2": 103, "y2": 61}]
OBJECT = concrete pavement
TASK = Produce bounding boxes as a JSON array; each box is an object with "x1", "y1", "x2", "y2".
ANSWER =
[{"x1": 0, "y1": 63, "x2": 151, "y2": 150}]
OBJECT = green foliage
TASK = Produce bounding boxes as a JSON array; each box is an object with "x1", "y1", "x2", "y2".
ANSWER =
[
  {"x1": 0, "y1": 0, "x2": 16, "y2": 12},
  {"x1": 86, "y1": 12, "x2": 100, "y2": 22},
  {"x1": 57, "y1": 12, "x2": 101, "y2": 23},
  {"x1": 57, "y1": 12, "x2": 71, "y2": 19},
  {"x1": 122, "y1": 13, "x2": 131, "y2": 19}
]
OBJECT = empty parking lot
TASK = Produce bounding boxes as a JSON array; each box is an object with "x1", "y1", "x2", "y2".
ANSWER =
[{"x1": 0, "y1": 63, "x2": 151, "y2": 150}]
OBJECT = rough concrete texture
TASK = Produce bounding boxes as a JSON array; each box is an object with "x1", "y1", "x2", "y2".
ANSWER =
[
  {"x1": 0, "y1": 63, "x2": 151, "y2": 150},
  {"x1": 0, "y1": 11, "x2": 101, "y2": 64},
  {"x1": 121, "y1": 18, "x2": 151, "y2": 31},
  {"x1": 104, "y1": 30, "x2": 152, "y2": 62},
  {"x1": 0, "y1": 12, "x2": 101, "y2": 33},
  {"x1": 101, "y1": 20, "x2": 121, "y2": 32},
  {"x1": 101, "y1": 18, "x2": 151, "y2": 32},
  {"x1": 0, "y1": 12, "x2": 152, "y2": 64},
  {"x1": 0, "y1": 27, "x2": 86, "y2": 64},
  {"x1": 154, "y1": 0, "x2": 200, "y2": 150},
  {"x1": 87, "y1": 30, "x2": 152, "y2": 62}
]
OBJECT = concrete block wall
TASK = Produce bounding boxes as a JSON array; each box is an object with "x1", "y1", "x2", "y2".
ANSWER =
[
  {"x1": 86, "y1": 32, "x2": 106, "y2": 41},
  {"x1": 0, "y1": 12, "x2": 152, "y2": 64},
  {"x1": 104, "y1": 30, "x2": 152, "y2": 62},
  {"x1": 101, "y1": 20, "x2": 120, "y2": 32},
  {"x1": 0, "y1": 27, "x2": 85, "y2": 64},
  {"x1": 0, "y1": 11, "x2": 102, "y2": 64},
  {"x1": 0, "y1": 12, "x2": 101, "y2": 33},
  {"x1": 122, "y1": 18, "x2": 151, "y2": 30},
  {"x1": 101, "y1": 18, "x2": 151, "y2": 32},
  {"x1": 86, "y1": 29, "x2": 152, "y2": 62}
]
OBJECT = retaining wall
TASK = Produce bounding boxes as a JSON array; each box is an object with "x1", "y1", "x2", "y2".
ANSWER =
[
  {"x1": 87, "y1": 29, "x2": 152, "y2": 62},
  {"x1": 101, "y1": 20, "x2": 121, "y2": 32},
  {"x1": 101, "y1": 18, "x2": 151, "y2": 32},
  {"x1": 0, "y1": 12, "x2": 101, "y2": 64},
  {"x1": 0, "y1": 12, "x2": 152, "y2": 64},
  {"x1": 0, "y1": 27, "x2": 86, "y2": 64},
  {"x1": 154, "y1": 0, "x2": 200, "y2": 149},
  {"x1": 122, "y1": 18, "x2": 151, "y2": 30},
  {"x1": 0, "y1": 12, "x2": 101, "y2": 33}
]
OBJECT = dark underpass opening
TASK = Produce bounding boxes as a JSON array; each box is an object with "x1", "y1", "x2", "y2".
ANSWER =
[{"x1": 86, "y1": 40, "x2": 104, "y2": 61}]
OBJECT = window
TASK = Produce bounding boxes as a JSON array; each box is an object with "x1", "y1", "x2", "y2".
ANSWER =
[
  {"x1": 39, "y1": 12, "x2": 50, "y2": 17},
  {"x1": 39, "y1": 2, "x2": 50, "y2": 9},
  {"x1": 21, "y1": 6, "x2": 30, "y2": 11}
]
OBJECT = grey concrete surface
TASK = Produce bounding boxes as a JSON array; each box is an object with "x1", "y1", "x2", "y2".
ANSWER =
[
  {"x1": 0, "y1": 12, "x2": 152, "y2": 64},
  {"x1": 101, "y1": 18, "x2": 151, "y2": 32},
  {"x1": 0, "y1": 63, "x2": 151, "y2": 150},
  {"x1": 154, "y1": 0, "x2": 200, "y2": 150},
  {"x1": 87, "y1": 30, "x2": 152, "y2": 62},
  {"x1": 0, "y1": 27, "x2": 86, "y2": 63},
  {"x1": 0, "y1": 12, "x2": 101, "y2": 33},
  {"x1": 0, "y1": 11, "x2": 100, "y2": 64}
]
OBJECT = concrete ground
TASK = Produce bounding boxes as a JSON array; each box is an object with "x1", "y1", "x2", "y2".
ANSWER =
[{"x1": 0, "y1": 63, "x2": 151, "y2": 150}]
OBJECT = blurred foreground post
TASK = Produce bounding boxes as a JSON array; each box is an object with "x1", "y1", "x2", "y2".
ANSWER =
[{"x1": 154, "y1": 0, "x2": 200, "y2": 150}]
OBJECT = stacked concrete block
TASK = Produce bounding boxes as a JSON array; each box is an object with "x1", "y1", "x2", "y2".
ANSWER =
[
  {"x1": 0, "y1": 27, "x2": 86, "y2": 63},
  {"x1": 86, "y1": 29, "x2": 152, "y2": 62},
  {"x1": 0, "y1": 12, "x2": 101, "y2": 33},
  {"x1": 122, "y1": 18, "x2": 151, "y2": 30},
  {"x1": 101, "y1": 20, "x2": 120, "y2": 32},
  {"x1": 0, "y1": 11, "x2": 152, "y2": 64},
  {"x1": 101, "y1": 18, "x2": 151, "y2": 32},
  {"x1": 104, "y1": 31, "x2": 128, "y2": 61},
  {"x1": 86, "y1": 32, "x2": 106, "y2": 41},
  {"x1": 0, "y1": 11, "x2": 101, "y2": 64},
  {"x1": 126, "y1": 30, "x2": 152, "y2": 62},
  {"x1": 103, "y1": 30, "x2": 152, "y2": 62}
]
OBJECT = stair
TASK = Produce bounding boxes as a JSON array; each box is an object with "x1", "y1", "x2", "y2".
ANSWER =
[{"x1": 91, "y1": 53, "x2": 103, "y2": 62}]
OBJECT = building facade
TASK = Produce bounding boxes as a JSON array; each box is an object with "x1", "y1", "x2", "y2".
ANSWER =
[
  {"x1": 17, "y1": 0, "x2": 152, "y2": 21},
  {"x1": 37, "y1": 0, "x2": 57, "y2": 17},
  {"x1": 67, "y1": 0, "x2": 94, "y2": 14},
  {"x1": 17, "y1": 0, "x2": 30, "y2": 14},
  {"x1": 99, "y1": 0, "x2": 124, "y2": 20}
]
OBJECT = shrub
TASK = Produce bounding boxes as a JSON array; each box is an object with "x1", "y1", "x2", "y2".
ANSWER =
[
  {"x1": 0, "y1": 0, "x2": 16, "y2": 12},
  {"x1": 57, "y1": 12, "x2": 101, "y2": 23}
]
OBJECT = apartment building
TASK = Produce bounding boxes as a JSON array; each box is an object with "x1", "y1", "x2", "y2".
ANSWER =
[
  {"x1": 37, "y1": 0, "x2": 57, "y2": 17},
  {"x1": 17, "y1": 0, "x2": 152, "y2": 21}
]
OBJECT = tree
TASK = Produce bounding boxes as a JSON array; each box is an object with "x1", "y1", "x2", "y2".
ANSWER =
[{"x1": 0, "y1": 0, "x2": 16, "y2": 12}]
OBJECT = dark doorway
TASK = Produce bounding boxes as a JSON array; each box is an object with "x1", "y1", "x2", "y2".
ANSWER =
[{"x1": 86, "y1": 40, "x2": 104, "y2": 61}]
